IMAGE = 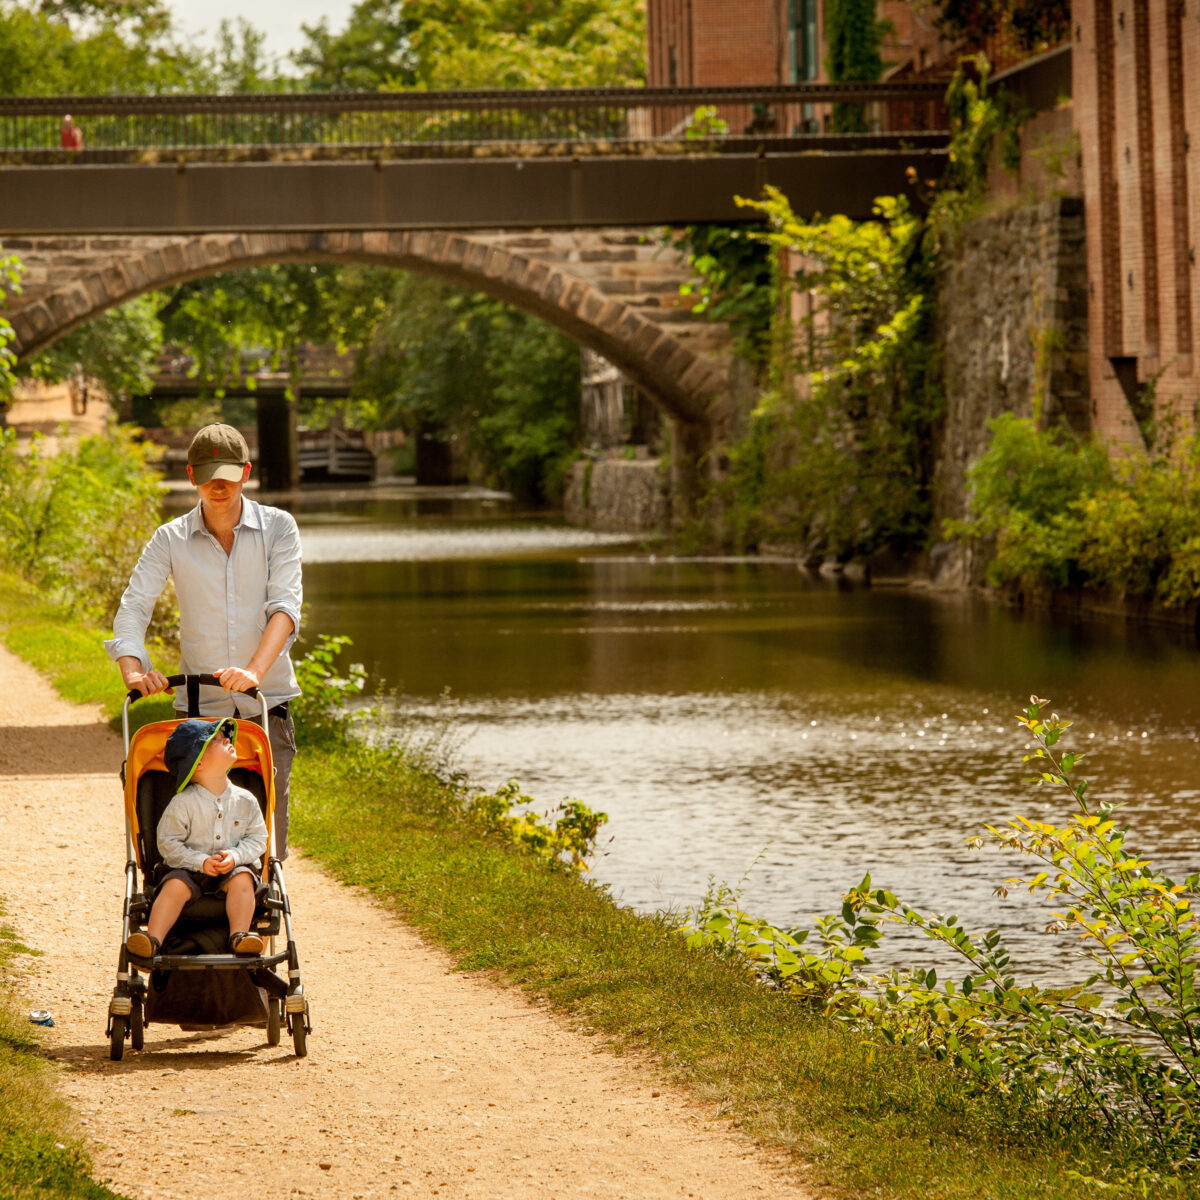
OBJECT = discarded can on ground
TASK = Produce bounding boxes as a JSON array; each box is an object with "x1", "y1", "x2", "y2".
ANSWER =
[{"x1": 29, "y1": 1009, "x2": 54, "y2": 1026}]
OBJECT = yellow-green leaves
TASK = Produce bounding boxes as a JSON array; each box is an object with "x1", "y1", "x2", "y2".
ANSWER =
[
  {"x1": 464, "y1": 780, "x2": 607, "y2": 872},
  {"x1": 684, "y1": 695, "x2": 1200, "y2": 1175}
]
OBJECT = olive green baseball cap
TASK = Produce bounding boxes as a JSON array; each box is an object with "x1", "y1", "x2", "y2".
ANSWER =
[{"x1": 188, "y1": 423, "x2": 250, "y2": 484}]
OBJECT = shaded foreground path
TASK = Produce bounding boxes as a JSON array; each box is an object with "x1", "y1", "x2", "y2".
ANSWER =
[{"x1": 0, "y1": 644, "x2": 813, "y2": 1200}]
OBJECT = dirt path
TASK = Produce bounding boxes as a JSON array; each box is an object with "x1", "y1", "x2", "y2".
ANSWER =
[{"x1": 0, "y1": 644, "x2": 814, "y2": 1200}]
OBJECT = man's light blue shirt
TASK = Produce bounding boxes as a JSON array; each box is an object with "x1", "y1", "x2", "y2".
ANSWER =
[{"x1": 105, "y1": 498, "x2": 302, "y2": 717}]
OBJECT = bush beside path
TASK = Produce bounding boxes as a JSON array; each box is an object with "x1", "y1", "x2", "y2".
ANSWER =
[{"x1": 0, "y1": 641, "x2": 811, "y2": 1200}]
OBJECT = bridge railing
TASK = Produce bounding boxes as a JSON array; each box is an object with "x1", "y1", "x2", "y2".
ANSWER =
[{"x1": 0, "y1": 84, "x2": 948, "y2": 161}]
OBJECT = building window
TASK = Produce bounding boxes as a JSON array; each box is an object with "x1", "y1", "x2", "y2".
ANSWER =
[{"x1": 791, "y1": 0, "x2": 819, "y2": 81}]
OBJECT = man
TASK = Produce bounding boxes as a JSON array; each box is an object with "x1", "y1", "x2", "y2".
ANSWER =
[{"x1": 106, "y1": 423, "x2": 302, "y2": 858}]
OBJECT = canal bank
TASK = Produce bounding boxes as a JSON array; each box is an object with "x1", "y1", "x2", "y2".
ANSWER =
[{"x1": 0, "y1": 569, "x2": 1177, "y2": 1200}]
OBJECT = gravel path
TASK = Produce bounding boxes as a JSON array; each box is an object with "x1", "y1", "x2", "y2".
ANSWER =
[{"x1": 0, "y1": 643, "x2": 814, "y2": 1200}]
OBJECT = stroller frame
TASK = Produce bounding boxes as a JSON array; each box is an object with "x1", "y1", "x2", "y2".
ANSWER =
[{"x1": 107, "y1": 673, "x2": 311, "y2": 1059}]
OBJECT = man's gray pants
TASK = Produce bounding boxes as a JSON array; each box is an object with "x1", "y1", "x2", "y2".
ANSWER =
[{"x1": 267, "y1": 711, "x2": 296, "y2": 860}]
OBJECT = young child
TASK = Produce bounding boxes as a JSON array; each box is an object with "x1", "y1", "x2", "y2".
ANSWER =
[{"x1": 126, "y1": 717, "x2": 269, "y2": 959}]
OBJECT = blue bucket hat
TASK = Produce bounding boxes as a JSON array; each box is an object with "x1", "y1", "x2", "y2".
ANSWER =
[{"x1": 163, "y1": 718, "x2": 238, "y2": 793}]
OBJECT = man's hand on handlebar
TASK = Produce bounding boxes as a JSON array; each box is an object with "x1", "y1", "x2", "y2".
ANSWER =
[
  {"x1": 124, "y1": 670, "x2": 172, "y2": 697},
  {"x1": 214, "y1": 666, "x2": 260, "y2": 693}
]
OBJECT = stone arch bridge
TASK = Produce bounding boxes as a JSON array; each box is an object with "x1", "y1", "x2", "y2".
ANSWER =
[
  {"x1": 3, "y1": 227, "x2": 735, "y2": 506},
  {"x1": 0, "y1": 81, "x2": 954, "y2": 508}
]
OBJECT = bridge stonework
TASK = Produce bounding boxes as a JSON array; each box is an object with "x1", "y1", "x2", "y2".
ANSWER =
[
  {"x1": 3, "y1": 227, "x2": 738, "y2": 511},
  {"x1": 3, "y1": 225, "x2": 734, "y2": 439}
]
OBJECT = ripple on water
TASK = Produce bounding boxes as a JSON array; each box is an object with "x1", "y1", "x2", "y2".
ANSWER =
[
  {"x1": 300, "y1": 524, "x2": 637, "y2": 562},
  {"x1": 393, "y1": 689, "x2": 1200, "y2": 985},
  {"x1": 298, "y1": 516, "x2": 1200, "y2": 990}
]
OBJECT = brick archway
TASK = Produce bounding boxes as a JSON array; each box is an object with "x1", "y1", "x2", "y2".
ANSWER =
[{"x1": 5, "y1": 230, "x2": 730, "y2": 429}]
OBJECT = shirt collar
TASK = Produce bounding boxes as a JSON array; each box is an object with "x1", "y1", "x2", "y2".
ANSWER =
[
  {"x1": 186, "y1": 496, "x2": 262, "y2": 538},
  {"x1": 191, "y1": 780, "x2": 234, "y2": 802}
]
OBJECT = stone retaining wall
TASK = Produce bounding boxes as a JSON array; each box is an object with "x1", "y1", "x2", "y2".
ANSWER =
[
  {"x1": 929, "y1": 196, "x2": 1088, "y2": 584},
  {"x1": 563, "y1": 458, "x2": 667, "y2": 533}
]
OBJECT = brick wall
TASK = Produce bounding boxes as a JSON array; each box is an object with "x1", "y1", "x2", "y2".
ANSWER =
[
  {"x1": 647, "y1": 2, "x2": 951, "y2": 88},
  {"x1": 647, "y1": 0, "x2": 788, "y2": 86},
  {"x1": 1073, "y1": 0, "x2": 1199, "y2": 449}
]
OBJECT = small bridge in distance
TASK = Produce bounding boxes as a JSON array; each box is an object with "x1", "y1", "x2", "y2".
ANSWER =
[{"x1": 0, "y1": 83, "x2": 949, "y2": 233}]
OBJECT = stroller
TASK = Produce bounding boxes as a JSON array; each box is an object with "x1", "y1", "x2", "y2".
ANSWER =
[{"x1": 107, "y1": 673, "x2": 311, "y2": 1059}]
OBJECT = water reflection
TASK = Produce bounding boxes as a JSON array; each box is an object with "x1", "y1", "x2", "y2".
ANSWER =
[{"x1": 291, "y1": 492, "x2": 1200, "y2": 984}]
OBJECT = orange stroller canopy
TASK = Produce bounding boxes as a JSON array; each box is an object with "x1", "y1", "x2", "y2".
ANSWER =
[{"x1": 123, "y1": 717, "x2": 277, "y2": 869}]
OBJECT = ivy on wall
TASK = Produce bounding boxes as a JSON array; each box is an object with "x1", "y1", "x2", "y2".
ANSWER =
[{"x1": 824, "y1": 0, "x2": 887, "y2": 133}]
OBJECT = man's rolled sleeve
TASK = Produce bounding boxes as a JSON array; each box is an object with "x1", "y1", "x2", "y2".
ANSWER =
[
  {"x1": 104, "y1": 526, "x2": 172, "y2": 671},
  {"x1": 264, "y1": 511, "x2": 302, "y2": 651}
]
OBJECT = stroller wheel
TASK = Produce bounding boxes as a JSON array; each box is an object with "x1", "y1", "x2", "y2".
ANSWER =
[
  {"x1": 267, "y1": 997, "x2": 281, "y2": 1047},
  {"x1": 130, "y1": 997, "x2": 144, "y2": 1052},
  {"x1": 109, "y1": 1015, "x2": 127, "y2": 1061},
  {"x1": 290, "y1": 1008, "x2": 308, "y2": 1058}
]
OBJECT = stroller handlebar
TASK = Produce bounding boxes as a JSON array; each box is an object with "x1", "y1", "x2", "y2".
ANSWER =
[{"x1": 125, "y1": 673, "x2": 261, "y2": 706}]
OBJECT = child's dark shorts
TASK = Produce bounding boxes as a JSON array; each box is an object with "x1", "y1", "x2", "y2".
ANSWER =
[{"x1": 157, "y1": 864, "x2": 262, "y2": 901}]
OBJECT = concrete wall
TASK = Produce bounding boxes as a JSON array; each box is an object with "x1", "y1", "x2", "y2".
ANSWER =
[
  {"x1": 563, "y1": 458, "x2": 667, "y2": 533},
  {"x1": 931, "y1": 196, "x2": 1088, "y2": 518}
]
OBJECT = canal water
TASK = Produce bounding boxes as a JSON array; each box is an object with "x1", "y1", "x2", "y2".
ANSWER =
[{"x1": 260, "y1": 487, "x2": 1200, "y2": 984}]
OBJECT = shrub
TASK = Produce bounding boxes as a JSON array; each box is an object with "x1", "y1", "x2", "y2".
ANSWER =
[
  {"x1": 944, "y1": 413, "x2": 1112, "y2": 592},
  {"x1": 1078, "y1": 441, "x2": 1200, "y2": 607},
  {"x1": 717, "y1": 189, "x2": 940, "y2": 559},
  {"x1": 0, "y1": 425, "x2": 172, "y2": 630},
  {"x1": 290, "y1": 633, "x2": 370, "y2": 747},
  {"x1": 947, "y1": 416, "x2": 1200, "y2": 607},
  {"x1": 686, "y1": 697, "x2": 1200, "y2": 1185}
]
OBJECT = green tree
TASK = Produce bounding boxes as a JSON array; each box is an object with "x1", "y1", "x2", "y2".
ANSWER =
[
  {"x1": 204, "y1": 18, "x2": 286, "y2": 93},
  {"x1": 349, "y1": 271, "x2": 580, "y2": 502},
  {"x1": 721, "y1": 188, "x2": 939, "y2": 559},
  {"x1": 295, "y1": 0, "x2": 646, "y2": 90},
  {"x1": 26, "y1": 295, "x2": 162, "y2": 405},
  {"x1": 294, "y1": 0, "x2": 416, "y2": 91},
  {"x1": 0, "y1": 0, "x2": 203, "y2": 95},
  {"x1": 157, "y1": 266, "x2": 348, "y2": 404}
]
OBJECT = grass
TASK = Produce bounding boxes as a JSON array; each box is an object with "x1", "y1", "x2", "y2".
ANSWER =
[
  {"x1": 0, "y1": 567, "x2": 1187, "y2": 1200},
  {"x1": 0, "y1": 573, "x2": 175, "y2": 728},
  {"x1": 0, "y1": 906, "x2": 128, "y2": 1199}
]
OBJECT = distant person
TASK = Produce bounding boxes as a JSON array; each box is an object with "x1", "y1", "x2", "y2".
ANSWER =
[
  {"x1": 60, "y1": 115, "x2": 83, "y2": 150},
  {"x1": 106, "y1": 423, "x2": 303, "y2": 858}
]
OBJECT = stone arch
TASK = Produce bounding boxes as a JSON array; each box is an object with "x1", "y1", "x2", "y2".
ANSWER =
[{"x1": 6, "y1": 231, "x2": 730, "y2": 429}]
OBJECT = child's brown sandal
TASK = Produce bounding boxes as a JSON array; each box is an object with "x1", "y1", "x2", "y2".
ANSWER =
[
  {"x1": 125, "y1": 931, "x2": 161, "y2": 959},
  {"x1": 229, "y1": 931, "x2": 264, "y2": 956}
]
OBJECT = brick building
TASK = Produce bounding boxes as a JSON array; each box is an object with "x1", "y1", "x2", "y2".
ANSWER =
[
  {"x1": 1073, "y1": 0, "x2": 1198, "y2": 449},
  {"x1": 645, "y1": 0, "x2": 947, "y2": 88}
]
